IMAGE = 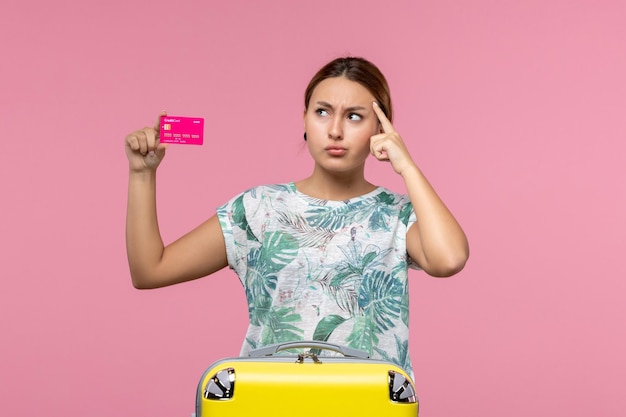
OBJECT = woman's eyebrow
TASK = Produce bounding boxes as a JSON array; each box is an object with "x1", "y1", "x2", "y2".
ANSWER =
[{"x1": 316, "y1": 101, "x2": 368, "y2": 112}]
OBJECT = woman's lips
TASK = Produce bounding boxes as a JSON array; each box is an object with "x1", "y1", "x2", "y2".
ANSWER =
[{"x1": 325, "y1": 146, "x2": 346, "y2": 156}]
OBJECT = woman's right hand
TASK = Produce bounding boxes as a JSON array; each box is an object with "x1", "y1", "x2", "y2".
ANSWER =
[{"x1": 124, "y1": 111, "x2": 168, "y2": 172}]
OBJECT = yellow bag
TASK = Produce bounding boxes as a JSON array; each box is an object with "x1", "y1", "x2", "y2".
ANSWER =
[{"x1": 196, "y1": 341, "x2": 418, "y2": 417}]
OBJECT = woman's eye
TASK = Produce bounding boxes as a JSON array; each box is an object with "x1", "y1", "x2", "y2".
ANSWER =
[
  {"x1": 348, "y1": 113, "x2": 362, "y2": 121},
  {"x1": 316, "y1": 109, "x2": 329, "y2": 117}
]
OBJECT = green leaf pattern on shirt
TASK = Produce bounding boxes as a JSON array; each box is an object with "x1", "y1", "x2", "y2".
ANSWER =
[{"x1": 217, "y1": 183, "x2": 417, "y2": 375}]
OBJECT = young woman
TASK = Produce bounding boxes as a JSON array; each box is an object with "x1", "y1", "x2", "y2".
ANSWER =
[{"x1": 125, "y1": 57, "x2": 469, "y2": 375}]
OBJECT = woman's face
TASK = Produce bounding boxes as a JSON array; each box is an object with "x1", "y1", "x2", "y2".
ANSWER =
[{"x1": 303, "y1": 76, "x2": 380, "y2": 175}]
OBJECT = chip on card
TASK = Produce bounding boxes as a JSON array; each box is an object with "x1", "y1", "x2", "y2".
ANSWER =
[{"x1": 159, "y1": 116, "x2": 204, "y2": 145}]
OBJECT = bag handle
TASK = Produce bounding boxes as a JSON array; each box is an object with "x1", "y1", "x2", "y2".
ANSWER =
[{"x1": 248, "y1": 341, "x2": 370, "y2": 359}]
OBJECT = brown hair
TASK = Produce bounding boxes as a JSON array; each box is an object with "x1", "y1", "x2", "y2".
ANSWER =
[{"x1": 304, "y1": 57, "x2": 393, "y2": 122}]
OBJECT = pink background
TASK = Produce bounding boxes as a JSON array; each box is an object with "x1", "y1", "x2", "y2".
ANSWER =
[{"x1": 1, "y1": 1, "x2": 625, "y2": 416}]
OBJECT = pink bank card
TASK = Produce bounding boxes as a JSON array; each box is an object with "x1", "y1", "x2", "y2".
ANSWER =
[{"x1": 159, "y1": 116, "x2": 204, "y2": 145}]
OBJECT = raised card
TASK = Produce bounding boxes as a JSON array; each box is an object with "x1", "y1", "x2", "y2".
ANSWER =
[{"x1": 159, "y1": 116, "x2": 204, "y2": 145}]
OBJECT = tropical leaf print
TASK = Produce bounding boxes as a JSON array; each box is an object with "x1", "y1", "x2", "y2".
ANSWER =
[
  {"x1": 390, "y1": 263, "x2": 410, "y2": 327},
  {"x1": 368, "y1": 204, "x2": 394, "y2": 231},
  {"x1": 395, "y1": 334, "x2": 411, "y2": 368},
  {"x1": 358, "y1": 270, "x2": 403, "y2": 333},
  {"x1": 368, "y1": 192, "x2": 403, "y2": 231},
  {"x1": 244, "y1": 249, "x2": 277, "y2": 303},
  {"x1": 399, "y1": 201, "x2": 414, "y2": 225},
  {"x1": 344, "y1": 270, "x2": 404, "y2": 354},
  {"x1": 304, "y1": 201, "x2": 374, "y2": 230},
  {"x1": 275, "y1": 210, "x2": 336, "y2": 248},
  {"x1": 245, "y1": 231, "x2": 299, "y2": 327},
  {"x1": 376, "y1": 191, "x2": 396, "y2": 205},
  {"x1": 309, "y1": 314, "x2": 349, "y2": 355},
  {"x1": 221, "y1": 184, "x2": 415, "y2": 366},
  {"x1": 345, "y1": 316, "x2": 379, "y2": 354},
  {"x1": 315, "y1": 272, "x2": 360, "y2": 316},
  {"x1": 260, "y1": 306, "x2": 304, "y2": 345},
  {"x1": 265, "y1": 183, "x2": 293, "y2": 194},
  {"x1": 373, "y1": 334, "x2": 411, "y2": 372},
  {"x1": 400, "y1": 291, "x2": 410, "y2": 328},
  {"x1": 315, "y1": 238, "x2": 393, "y2": 317},
  {"x1": 312, "y1": 314, "x2": 348, "y2": 342},
  {"x1": 336, "y1": 238, "x2": 392, "y2": 280},
  {"x1": 259, "y1": 231, "x2": 299, "y2": 274},
  {"x1": 347, "y1": 269, "x2": 404, "y2": 353},
  {"x1": 245, "y1": 337, "x2": 258, "y2": 350},
  {"x1": 248, "y1": 296, "x2": 303, "y2": 346},
  {"x1": 247, "y1": 293, "x2": 273, "y2": 327},
  {"x1": 304, "y1": 192, "x2": 403, "y2": 233},
  {"x1": 231, "y1": 194, "x2": 258, "y2": 243}
]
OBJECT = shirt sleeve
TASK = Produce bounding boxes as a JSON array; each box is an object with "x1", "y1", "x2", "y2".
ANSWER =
[
  {"x1": 402, "y1": 199, "x2": 422, "y2": 271},
  {"x1": 216, "y1": 196, "x2": 238, "y2": 271},
  {"x1": 216, "y1": 188, "x2": 263, "y2": 280}
]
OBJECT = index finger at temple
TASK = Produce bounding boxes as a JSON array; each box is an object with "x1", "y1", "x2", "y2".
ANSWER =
[{"x1": 373, "y1": 102, "x2": 394, "y2": 132}]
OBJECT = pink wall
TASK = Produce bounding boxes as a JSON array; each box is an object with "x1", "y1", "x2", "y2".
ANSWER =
[{"x1": 1, "y1": 1, "x2": 625, "y2": 416}]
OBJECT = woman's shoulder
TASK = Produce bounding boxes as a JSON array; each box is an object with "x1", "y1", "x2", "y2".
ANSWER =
[
  {"x1": 238, "y1": 182, "x2": 296, "y2": 199},
  {"x1": 220, "y1": 183, "x2": 297, "y2": 207},
  {"x1": 248, "y1": 182, "x2": 294, "y2": 194},
  {"x1": 369, "y1": 186, "x2": 411, "y2": 206}
]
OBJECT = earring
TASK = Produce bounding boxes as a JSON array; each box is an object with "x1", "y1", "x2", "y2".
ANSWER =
[{"x1": 303, "y1": 133, "x2": 307, "y2": 141}]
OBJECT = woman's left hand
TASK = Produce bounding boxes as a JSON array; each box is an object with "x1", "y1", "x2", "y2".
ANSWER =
[
  {"x1": 370, "y1": 102, "x2": 469, "y2": 276},
  {"x1": 370, "y1": 102, "x2": 417, "y2": 176}
]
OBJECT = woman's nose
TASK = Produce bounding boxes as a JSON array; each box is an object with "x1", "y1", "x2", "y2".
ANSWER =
[{"x1": 328, "y1": 117, "x2": 343, "y2": 140}]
